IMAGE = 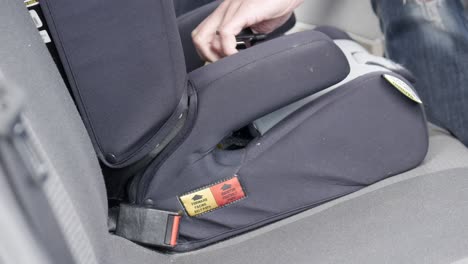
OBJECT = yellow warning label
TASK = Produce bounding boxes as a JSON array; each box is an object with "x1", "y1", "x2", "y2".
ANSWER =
[
  {"x1": 383, "y1": 74, "x2": 422, "y2": 104},
  {"x1": 179, "y1": 188, "x2": 218, "y2": 216},
  {"x1": 24, "y1": 0, "x2": 39, "y2": 8}
]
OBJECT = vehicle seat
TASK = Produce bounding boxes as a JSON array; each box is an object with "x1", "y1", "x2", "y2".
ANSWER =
[{"x1": 2, "y1": 1, "x2": 468, "y2": 263}]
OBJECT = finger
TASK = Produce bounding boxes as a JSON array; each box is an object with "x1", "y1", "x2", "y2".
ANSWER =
[
  {"x1": 192, "y1": 23, "x2": 222, "y2": 61},
  {"x1": 192, "y1": 28, "x2": 220, "y2": 62},
  {"x1": 217, "y1": 29, "x2": 238, "y2": 57},
  {"x1": 192, "y1": 2, "x2": 230, "y2": 61},
  {"x1": 216, "y1": 1, "x2": 243, "y2": 56},
  {"x1": 218, "y1": 0, "x2": 242, "y2": 29},
  {"x1": 193, "y1": 36, "x2": 220, "y2": 62},
  {"x1": 210, "y1": 35, "x2": 224, "y2": 60},
  {"x1": 218, "y1": 6, "x2": 257, "y2": 56}
]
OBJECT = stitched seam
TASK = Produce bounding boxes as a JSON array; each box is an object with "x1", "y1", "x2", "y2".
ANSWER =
[
  {"x1": 190, "y1": 196, "x2": 248, "y2": 217},
  {"x1": 161, "y1": 0, "x2": 181, "y2": 112},
  {"x1": 105, "y1": 0, "x2": 185, "y2": 166},
  {"x1": 114, "y1": 91, "x2": 186, "y2": 165},
  {"x1": 178, "y1": 191, "x2": 348, "y2": 246},
  {"x1": 177, "y1": 72, "x2": 425, "y2": 246},
  {"x1": 244, "y1": 75, "x2": 380, "y2": 164},
  {"x1": 92, "y1": 0, "x2": 187, "y2": 166},
  {"x1": 41, "y1": 0, "x2": 105, "y2": 161},
  {"x1": 43, "y1": 1, "x2": 185, "y2": 166},
  {"x1": 138, "y1": 83, "x2": 199, "y2": 201}
]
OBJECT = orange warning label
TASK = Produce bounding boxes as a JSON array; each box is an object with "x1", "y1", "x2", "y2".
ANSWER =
[
  {"x1": 210, "y1": 177, "x2": 245, "y2": 207},
  {"x1": 179, "y1": 176, "x2": 246, "y2": 217}
]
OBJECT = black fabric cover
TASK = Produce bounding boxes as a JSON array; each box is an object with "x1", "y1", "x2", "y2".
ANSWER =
[
  {"x1": 135, "y1": 30, "x2": 350, "y2": 204},
  {"x1": 128, "y1": 30, "x2": 435, "y2": 250},
  {"x1": 40, "y1": 0, "x2": 187, "y2": 167},
  {"x1": 38, "y1": 0, "x2": 427, "y2": 252},
  {"x1": 139, "y1": 69, "x2": 428, "y2": 251}
]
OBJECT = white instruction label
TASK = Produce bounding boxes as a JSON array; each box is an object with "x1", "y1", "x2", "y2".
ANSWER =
[{"x1": 24, "y1": 0, "x2": 39, "y2": 8}]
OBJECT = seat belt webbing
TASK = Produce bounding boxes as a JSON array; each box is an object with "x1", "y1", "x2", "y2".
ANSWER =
[{"x1": 113, "y1": 204, "x2": 181, "y2": 248}]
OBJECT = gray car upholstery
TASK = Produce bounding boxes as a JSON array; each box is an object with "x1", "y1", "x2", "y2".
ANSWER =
[
  {"x1": 0, "y1": 1, "x2": 106, "y2": 262},
  {"x1": 2, "y1": 0, "x2": 468, "y2": 263}
]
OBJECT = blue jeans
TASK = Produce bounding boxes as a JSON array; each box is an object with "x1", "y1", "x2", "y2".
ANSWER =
[{"x1": 372, "y1": 0, "x2": 468, "y2": 146}]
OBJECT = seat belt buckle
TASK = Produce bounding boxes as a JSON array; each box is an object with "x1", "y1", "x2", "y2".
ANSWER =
[
  {"x1": 115, "y1": 204, "x2": 181, "y2": 248},
  {"x1": 235, "y1": 33, "x2": 267, "y2": 49}
]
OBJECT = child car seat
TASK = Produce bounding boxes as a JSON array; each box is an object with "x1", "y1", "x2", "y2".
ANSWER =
[{"x1": 39, "y1": 0, "x2": 428, "y2": 251}]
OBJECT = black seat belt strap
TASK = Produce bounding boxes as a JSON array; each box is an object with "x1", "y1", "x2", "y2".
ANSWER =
[{"x1": 114, "y1": 204, "x2": 181, "y2": 248}]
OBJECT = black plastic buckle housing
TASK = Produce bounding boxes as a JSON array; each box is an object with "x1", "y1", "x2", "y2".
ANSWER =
[
  {"x1": 115, "y1": 204, "x2": 181, "y2": 248},
  {"x1": 235, "y1": 31, "x2": 267, "y2": 49}
]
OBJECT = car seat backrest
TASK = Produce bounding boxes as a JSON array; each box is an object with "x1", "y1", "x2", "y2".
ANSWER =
[
  {"x1": 0, "y1": 1, "x2": 108, "y2": 262},
  {"x1": 40, "y1": 0, "x2": 188, "y2": 168}
]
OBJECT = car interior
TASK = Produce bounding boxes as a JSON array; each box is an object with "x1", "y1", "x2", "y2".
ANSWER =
[{"x1": 1, "y1": 0, "x2": 468, "y2": 263}]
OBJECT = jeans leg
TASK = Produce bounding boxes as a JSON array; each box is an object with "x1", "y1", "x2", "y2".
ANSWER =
[
  {"x1": 173, "y1": 0, "x2": 216, "y2": 17},
  {"x1": 372, "y1": 0, "x2": 468, "y2": 146}
]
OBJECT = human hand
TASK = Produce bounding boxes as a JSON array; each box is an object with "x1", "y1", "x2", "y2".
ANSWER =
[{"x1": 192, "y1": 0, "x2": 303, "y2": 62}]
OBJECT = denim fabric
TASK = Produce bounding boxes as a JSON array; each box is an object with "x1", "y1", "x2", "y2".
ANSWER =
[
  {"x1": 372, "y1": 0, "x2": 468, "y2": 146},
  {"x1": 173, "y1": 0, "x2": 216, "y2": 16}
]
